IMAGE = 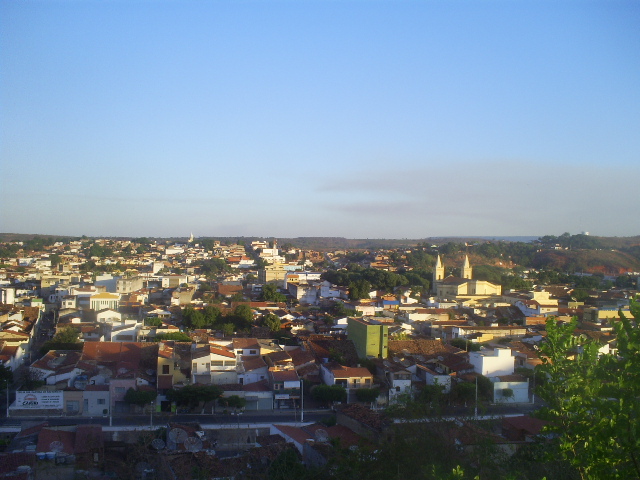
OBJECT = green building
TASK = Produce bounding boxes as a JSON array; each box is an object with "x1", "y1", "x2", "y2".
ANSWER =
[{"x1": 347, "y1": 317, "x2": 389, "y2": 359}]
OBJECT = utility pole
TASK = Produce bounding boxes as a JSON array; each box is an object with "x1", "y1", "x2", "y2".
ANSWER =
[
  {"x1": 150, "y1": 401, "x2": 154, "y2": 428},
  {"x1": 300, "y1": 379, "x2": 304, "y2": 423},
  {"x1": 531, "y1": 372, "x2": 536, "y2": 404},
  {"x1": 474, "y1": 376, "x2": 478, "y2": 418}
]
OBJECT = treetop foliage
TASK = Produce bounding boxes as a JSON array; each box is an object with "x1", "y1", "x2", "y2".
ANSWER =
[{"x1": 536, "y1": 301, "x2": 640, "y2": 480}]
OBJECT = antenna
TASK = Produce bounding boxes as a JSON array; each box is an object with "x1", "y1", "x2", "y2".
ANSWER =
[
  {"x1": 168, "y1": 428, "x2": 188, "y2": 443},
  {"x1": 183, "y1": 437, "x2": 203, "y2": 452}
]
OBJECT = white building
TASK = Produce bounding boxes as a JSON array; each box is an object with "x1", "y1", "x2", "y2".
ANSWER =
[
  {"x1": 492, "y1": 375, "x2": 529, "y2": 404},
  {"x1": 469, "y1": 348, "x2": 515, "y2": 377}
]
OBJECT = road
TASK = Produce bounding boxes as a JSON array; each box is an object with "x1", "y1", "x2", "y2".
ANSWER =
[
  {"x1": 0, "y1": 410, "x2": 333, "y2": 429},
  {"x1": 0, "y1": 400, "x2": 543, "y2": 431}
]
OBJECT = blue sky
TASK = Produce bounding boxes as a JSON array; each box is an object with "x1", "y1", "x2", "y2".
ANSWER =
[{"x1": 2, "y1": 0, "x2": 639, "y2": 239}]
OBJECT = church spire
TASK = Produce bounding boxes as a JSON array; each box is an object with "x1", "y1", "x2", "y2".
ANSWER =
[
  {"x1": 433, "y1": 255, "x2": 445, "y2": 292},
  {"x1": 462, "y1": 255, "x2": 472, "y2": 279}
]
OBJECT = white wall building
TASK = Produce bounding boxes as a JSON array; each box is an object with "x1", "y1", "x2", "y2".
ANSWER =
[{"x1": 469, "y1": 348, "x2": 515, "y2": 377}]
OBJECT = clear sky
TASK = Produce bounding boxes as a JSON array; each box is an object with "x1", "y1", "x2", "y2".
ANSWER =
[{"x1": 1, "y1": 0, "x2": 639, "y2": 239}]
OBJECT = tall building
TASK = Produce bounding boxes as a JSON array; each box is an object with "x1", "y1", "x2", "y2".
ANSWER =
[{"x1": 347, "y1": 317, "x2": 389, "y2": 359}]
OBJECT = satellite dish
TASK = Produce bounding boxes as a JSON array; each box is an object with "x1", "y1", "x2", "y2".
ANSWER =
[
  {"x1": 168, "y1": 428, "x2": 188, "y2": 443},
  {"x1": 183, "y1": 437, "x2": 203, "y2": 452},
  {"x1": 314, "y1": 429, "x2": 329, "y2": 443},
  {"x1": 151, "y1": 439, "x2": 165, "y2": 450},
  {"x1": 49, "y1": 441, "x2": 64, "y2": 453}
]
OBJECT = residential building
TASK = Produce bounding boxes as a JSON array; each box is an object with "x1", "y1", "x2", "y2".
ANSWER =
[
  {"x1": 469, "y1": 348, "x2": 515, "y2": 376},
  {"x1": 320, "y1": 363, "x2": 374, "y2": 403},
  {"x1": 347, "y1": 317, "x2": 389, "y2": 359}
]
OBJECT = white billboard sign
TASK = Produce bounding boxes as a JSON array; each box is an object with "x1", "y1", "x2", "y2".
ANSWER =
[{"x1": 14, "y1": 391, "x2": 64, "y2": 409}]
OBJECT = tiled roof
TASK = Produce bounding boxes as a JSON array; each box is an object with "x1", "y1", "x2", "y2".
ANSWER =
[
  {"x1": 388, "y1": 339, "x2": 463, "y2": 358},
  {"x1": 241, "y1": 355, "x2": 267, "y2": 371},
  {"x1": 233, "y1": 338, "x2": 260, "y2": 350}
]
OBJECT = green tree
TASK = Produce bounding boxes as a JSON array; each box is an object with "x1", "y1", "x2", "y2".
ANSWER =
[
  {"x1": 263, "y1": 313, "x2": 281, "y2": 332},
  {"x1": 311, "y1": 385, "x2": 347, "y2": 406},
  {"x1": 154, "y1": 332, "x2": 192, "y2": 342},
  {"x1": 124, "y1": 388, "x2": 157, "y2": 407},
  {"x1": 355, "y1": 387, "x2": 380, "y2": 404},
  {"x1": 144, "y1": 317, "x2": 163, "y2": 327},
  {"x1": 40, "y1": 325, "x2": 82, "y2": 354},
  {"x1": 536, "y1": 305, "x2": 640, "y2": 480},
  {"x1": 260, "y1": 283, "x2": 287, "y2": 303},
  {"x1": 221, "y1": 323, "x2": 235, "y2": 336},
  {"x1": 219, "y1": 394, "x2": 246, "y2": 410},
  {"x1": 167, "y1": 385, "x2": 223, "y2": 407}
]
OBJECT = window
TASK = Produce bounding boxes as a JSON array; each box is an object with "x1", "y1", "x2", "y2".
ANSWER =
[
  {"x1": 98, "y1": 399, "x2": 106, "y2": 405},
  {"x1": 274, "y1": 384, "x2": 281, "y2": 390},
  {"x1": 162, "y1": 365, "x2": 169, "y2": 375},
  {"x1": 224, "y1": 361, "x2": 236, "y2": 367},
  {"x1": 365, "y1": 378, "x2": 371, "y2": 386},
  {"x1": 192, "y1": 362, "x2": 197, "y2": 373},
  {"x1": 206, "y1": 363, "x2": 210, "y2": 370},
  {"x1": 249, "y1": 350, "x2": 257, "y2": 355},
  {"x1": 115, "y1": 387, "x2": 125, "y2": 394},
  {"x1": 211, "y1": 361, "x2": 224, "y2": 366}
]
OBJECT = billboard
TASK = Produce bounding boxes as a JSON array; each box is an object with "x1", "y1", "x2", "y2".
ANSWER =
[{"x1": 14, "y1": 390, "x2": 64, "y2": 409}]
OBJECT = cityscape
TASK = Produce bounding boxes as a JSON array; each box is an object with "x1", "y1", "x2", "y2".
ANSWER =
[
  {"x1": 0, "y1": 233, "x2": 638, "y2": 478},
  {"x1": 2, "y1": 0, "x2": 639, "y2": 478}
]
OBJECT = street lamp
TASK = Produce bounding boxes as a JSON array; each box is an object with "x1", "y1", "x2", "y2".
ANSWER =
[{"x1": 232, "y1": 409, "x2": 243, "y2": 451}]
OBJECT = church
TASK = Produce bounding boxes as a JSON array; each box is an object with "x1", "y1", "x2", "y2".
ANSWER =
[{"x1": 432, "y1": 255, "x2": 502, "y2": 303}]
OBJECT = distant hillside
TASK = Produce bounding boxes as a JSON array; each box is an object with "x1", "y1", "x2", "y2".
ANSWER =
[
  {"x1": 531, "y1": 249, "x2": 640, "y2": 275},
  {"x1": 594, "y1": 235, "x2": 640, "y2": 249}
]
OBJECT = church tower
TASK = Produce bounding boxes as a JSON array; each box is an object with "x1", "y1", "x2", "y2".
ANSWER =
[
  {"x1": 433, "y1": 255, "x2": 445, "y2": 292},
  {"x1": 462, "y1": 255, "x2": 472, "y2": 280}
]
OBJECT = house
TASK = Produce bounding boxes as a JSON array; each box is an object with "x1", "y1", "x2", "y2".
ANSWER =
[
  {"x1": 239, "y1": 355, "x2": 269, "y2": 385},
  {"x1": 83, "y1": 384, "x2": 110, "y2": 415},
  {"x1": 0, "y1": 340, "x2": 25, "y2": 371},
  {"x1": 319, "y1": 363, "x2": 374, "y2": 403},
  {"x1": 232, "y1": 338, "x2": 261, "y2": 356},
  {"x1": 156, "y1": 340, "x2": 192, "y2": 396},
  {"x1": 469, "y1": 348, "x2": 515, "y2": 376},
  {"x1": 191, "y1": 344, "x2": 237, "y2": 385},
  {"x1": 36, "y1": 424, "x2": 104, "y2": 467},
  {"x1": 269, "y1": 368, "x2": 300, "y2": 409},
  {"x1": 89, "y1": 292, "x2": 120, "y2": 311},
  {"x1": 376, "y1": 359, "x2": 412, "y2": 404},
  {"x1": 416, "y1": 364, "x2": 452, "y2": 394}
]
